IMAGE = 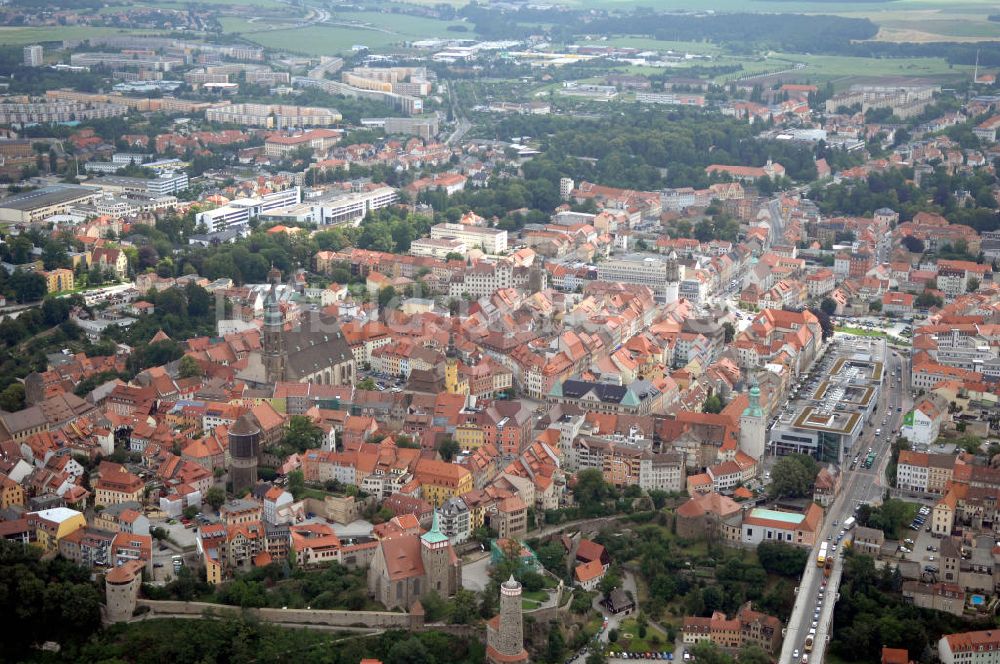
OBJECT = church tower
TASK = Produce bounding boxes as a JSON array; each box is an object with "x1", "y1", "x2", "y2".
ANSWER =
[
  {"x1": 739, "y1": 375, "x2": 767, "y2": 460},
  {"x1": 262, "y1": 276, "x2": 286, "y2": 384},
  {"x1": 487, "y1": 576, "x2": 529, "y2": 664},
  {"x1": 420, "y1": 510, "x2": 452, "y2": 596}
]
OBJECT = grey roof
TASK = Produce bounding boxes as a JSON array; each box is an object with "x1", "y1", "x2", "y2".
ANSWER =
[
  {"x1": 221, "y1": 498, "x2": 260, "y2": 513},
  {"x1": 0, "y1": 186, "x2": 96, "y2": 211},
  {"x1": 98, "y1": 502, "x2": 144, "y2": 520},
  {"x1": 282, "y1": 312, "x2": 354, "y2": 381},
  {"x1": 0, "y1": 406, "x2": 47, "y2": 435}
]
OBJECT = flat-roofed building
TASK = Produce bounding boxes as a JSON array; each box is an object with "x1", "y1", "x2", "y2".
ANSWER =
[
  {"x1": 739, "y1": 504, "x2": 823, "y2": 548},
  {"x1": 768, "y1": 344, "x2": 883, "y2": 463},
  {"x1": 430, "y1": 222, "x2": 508, "y2": 255},
  {"x1": 0, "y1": 186, "x2": 99, "y2": 224}
]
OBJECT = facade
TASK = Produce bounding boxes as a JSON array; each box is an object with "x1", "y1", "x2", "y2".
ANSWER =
[
  {"x1": 23, "y1": 45, "x2": 43, "y2": 67},
  {"x1": 430, "y1": 223, "x2": 507, "y2": 255},
  {"x1": 595, "y1": 253, "x2": 681, "y2": 302},
  {"x1": 739, "y1": 505, "x2": 823, "y2": 548},
  {"x1": 206, "y1": 103, "x2": 341, "y2": 128},
  {"x1": 940, "y1": 630, "x2": 1000, "y2": 664},
  {"x1": 682, "y1": 602, "x2": 783, "y2": 655},
  {"x1": 739, "y1": 379, "x2": 766, "y2": 460}
]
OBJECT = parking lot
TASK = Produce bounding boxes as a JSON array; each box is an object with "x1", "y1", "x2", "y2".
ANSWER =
[{"x1": 898, "y1": 503, "x2": 939, "y2": 572}]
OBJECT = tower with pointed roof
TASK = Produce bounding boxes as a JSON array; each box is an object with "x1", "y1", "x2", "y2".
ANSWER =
[
  {"x1": 487, "y1": 575, "x2": 529, "y2": 664},
  {"x1": 262, "y1": 280, "x2": 286, "y2": 384},
  {"x1": 420, "y1": 510, "x2": 454, "y2": 596},
  {"x1": 739, "y1": 375, "x2": 766, "y2": 460}
]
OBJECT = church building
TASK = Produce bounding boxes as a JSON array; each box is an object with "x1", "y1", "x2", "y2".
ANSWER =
[
  {"x1": 238, "y1": 273, "x2": 356, "y2": 387},
  {"x1": 367, "y1": 511, "x2": 463, "y2": 610}
]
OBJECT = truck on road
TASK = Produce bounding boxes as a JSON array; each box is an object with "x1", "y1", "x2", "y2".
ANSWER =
[{"x1": 804, "y1": 634, "x2": 815, "y2": 653}]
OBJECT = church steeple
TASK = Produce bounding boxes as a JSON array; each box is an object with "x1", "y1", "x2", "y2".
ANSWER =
[{"x1": 262, "y1": 279, "x2": 286, "y2": 384}]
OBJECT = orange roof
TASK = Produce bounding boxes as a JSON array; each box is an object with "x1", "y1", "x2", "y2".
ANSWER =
[{"x1": 574, "y1": 559, "x2": 605, "y2": 583}]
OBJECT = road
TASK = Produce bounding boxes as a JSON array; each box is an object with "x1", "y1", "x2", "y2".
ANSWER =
[{"x1": 779, "y1": 339, "x2": 912, "y2": 664}]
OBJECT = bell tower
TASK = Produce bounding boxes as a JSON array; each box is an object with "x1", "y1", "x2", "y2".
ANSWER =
[
  {"x1": 262, "y1": 270, "x2": 286, "y2": 384},
  {"x1": 739, "y1": 375, "x2": 766, "y2": 460}
]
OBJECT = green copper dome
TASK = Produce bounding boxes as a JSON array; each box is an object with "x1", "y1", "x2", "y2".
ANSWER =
[
  {"x1": 742, "y1": 377, "x2": 764, "y2": 419},
  {"x1": 421, "y1": 510, "x2": 449, "y2": 545}
]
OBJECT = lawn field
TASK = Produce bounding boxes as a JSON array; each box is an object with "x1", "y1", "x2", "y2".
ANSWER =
[
  {"x1": 0, "y1": 26, "x2": 159, "y2": 45},
  {"x1": 235, "y1": 10, "x2": 475, "y2": 55},
  {"x1": 240, "y1": 25, "x2": 407, "y2": 55},
  {"x1": 603, "y1": 37, "x2": 722, "y2": 55}
]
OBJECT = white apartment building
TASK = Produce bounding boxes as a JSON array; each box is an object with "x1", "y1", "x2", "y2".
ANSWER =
[
  {"x1": 430, "y1": 222, "x2": 508, "y2": 254},
  {"x1": 896, "y1": 456, "x2": 930, "y2": 493},
  {"x1": 264, "y1": 187, "x2": 396, "y2": 228},
  {"x1": 197, "y1": 187, "x2": 301, "y2": 233},
  {"x1": 23, "y1": 45, "x2": 43, "y2": 67}
]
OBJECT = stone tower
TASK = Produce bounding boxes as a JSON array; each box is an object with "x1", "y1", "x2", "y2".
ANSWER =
[
  {"x1": 739, "y1": 375, "x2": 767, "y2": 460},
  {"x1": 105, "y1": 560, "x2": 144, "y2": 623},
  {"x1": 420, "y1": 510, "x2": 452, "y2": 595},
  {"x1": 262, "y1": 280, "x2": 286, "y2": 384},
  {"x1": 487, "y1": 575, "x2": 529, "y2": 664},
  {"x1": 229, "y1": 412, "x2": 261, "y2": 493}
]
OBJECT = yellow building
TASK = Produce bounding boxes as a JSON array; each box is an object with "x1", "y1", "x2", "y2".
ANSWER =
[
  {"x1": 28, "y1": 507, "x2": 86, "y2": 553},
  {"x1": 445, "y1": 355, "x2": 469, "y2": 396},
  {"x1": 0, "y1": 474, "x2": 25, "y2": 508},
  {"x1": 42, "y1": 267, "x2": 74, "y2": 293},
  {"x1": 454, "y1": 422, "x2": 485, "y2": 450},
  {"x1": 414, "y1": 459, "x2": 473, "y2": 507}
]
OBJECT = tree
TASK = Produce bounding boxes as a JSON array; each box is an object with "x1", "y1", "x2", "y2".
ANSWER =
[
  {"x1": 739, "y1": 645, "x2": 771, "y2": 664},
  {"x1": 437, "y1": 436, "x2": 460, "y2": 462},
  {"x1": 378, "y1": 285, "x2": 398, "y2": 309},
  {"x1": 915, "y1": 291, "x2": 944, "y2": 309},
  {"x1": 968, "y1": 277, "x2": 980, "y2": 293},
  {"x1": 690, "y1": 642, "x2": 733, "y2": 664},
  {"x1": 287, "y1": 470, "x2": 305, "y2": 500},
  {"x1": 183, "y1": 505, "x2": 198, "y2": 519},
  {"x1": 283, "y1": 415, "x2": 324, "y2": 453},
  {"x1": 608, "y1": 628, "x2": 619, "y2": 643},
  {"x1": 178, "y1": 355, "x2": 203, "y2": 379},
  {"x1": 573, "y1": 469, "x2": 614, "y2": 515},
  {"x1": 702, "y1": 393, "x2": 724, "y2": 414},
  {"x1": 820, "y1": 297, "x2": 837, "y2": 316},
  {"x1": 546, "y1": 627, "x2": 566, "y2": 663},
  {"x1": 205, "y1": 486, "x2": 226, "y2": 511},
  {"x1": 0, "y1": 383, "x2": 25, "y2": 412},
  {"x1": 356, "y1": 377, "x2": 376, "y2": 390},
  {"x1": 900, "y1": 235, "x2": 925, "y2": 254},
  {"x1": 722, "y1": 322, "x2": 735, "y2": 344},
  {"x1": 769, "y1": 453, "x2": 818, "y2": 498},
  {"x1": 869, "y1": 300, "x2": 882, "y2": 313},
  {"x1": 757, "y1": 541, "x2": 809, "y2": 576}
]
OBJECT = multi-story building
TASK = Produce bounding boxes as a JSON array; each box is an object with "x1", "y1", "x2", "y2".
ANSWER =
[
  {"x1": 23, "y1": 45, "x2": 43, "y2": 67},
  {"x1": 430, "y1": 223, "x2": 507, "y2": 255},
  {"x1": 0, "y1": 186, "x2": 100, "y2": 224},
  {"x1": 414, "y1": 459, "x2": 473, "y2": 507},
  {"x1": 262, "y1": 187, "x2": 397, "y2": 228},
  {"x1": 939, "y1": 630, "x2": 1000, "y2": 664},
  {"x1": 682, "y1": 602, "x2": 783, "y2": 655},
  {"x1": 94, "y1": 462, "x2": 144, "y2": 507},
  {"x1": 206, "y1": 103, "x2": 341, "y2": 129},
  {"x1": 596, "y1": 253, "x2": 681, "y2": 302},
  {"x1": 197, "y1": 187, "x2": 301, "y2": 233}
]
